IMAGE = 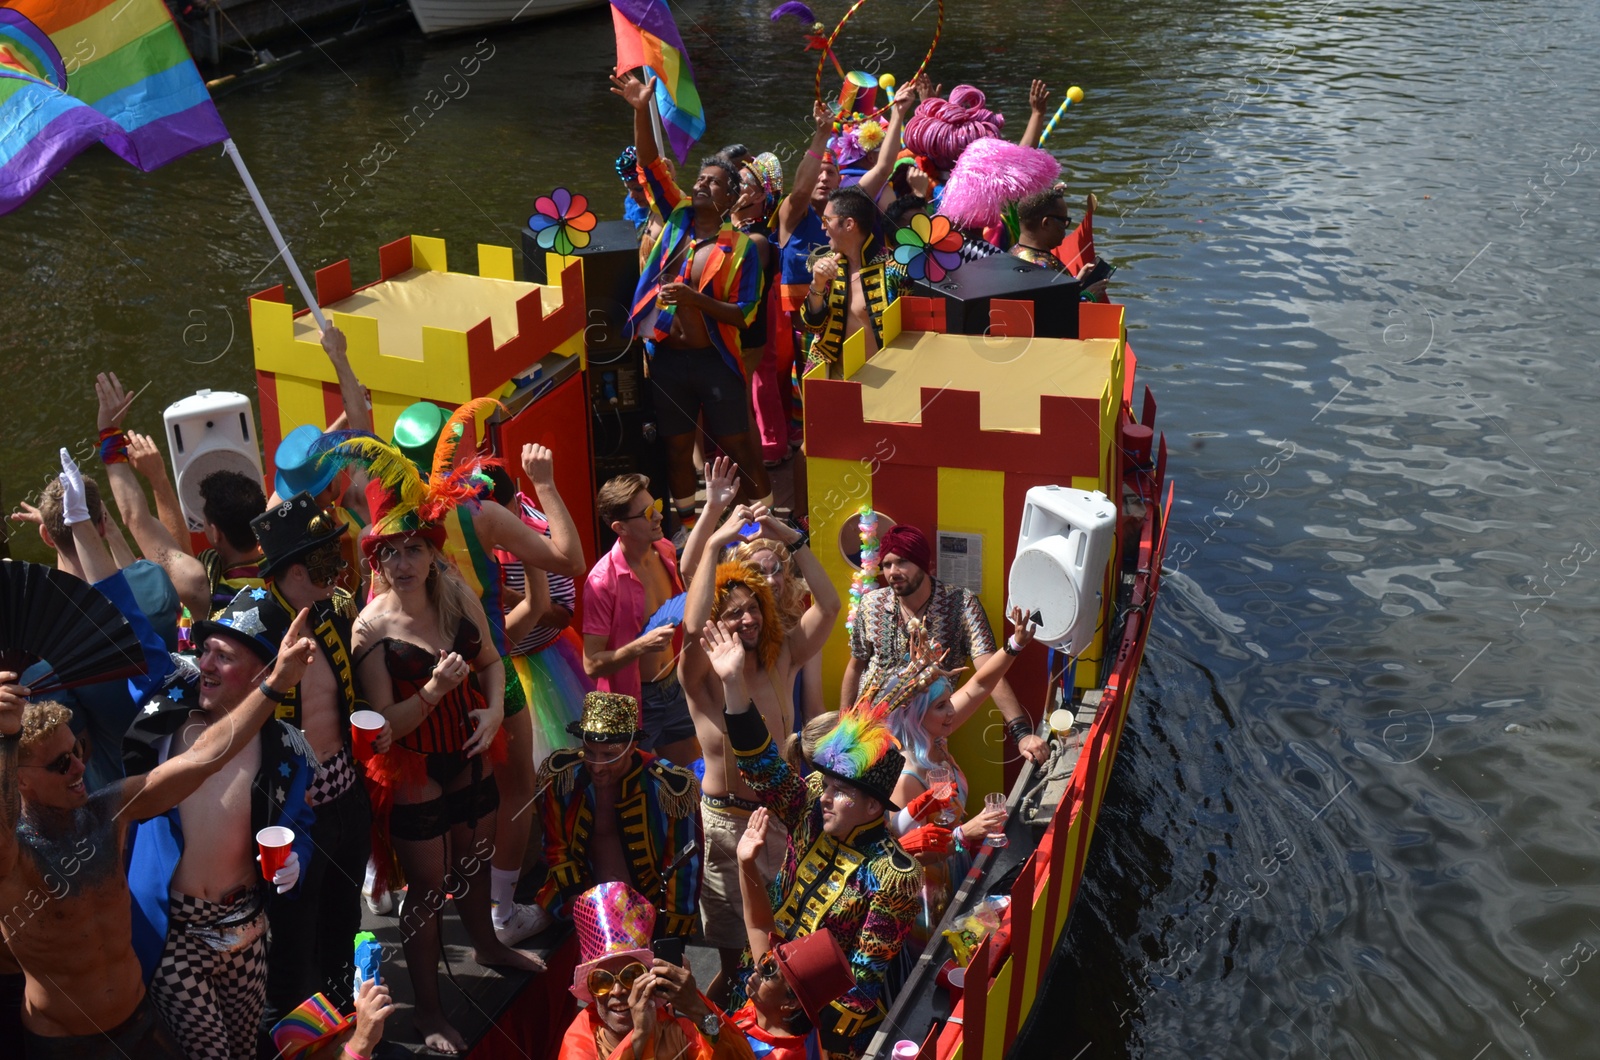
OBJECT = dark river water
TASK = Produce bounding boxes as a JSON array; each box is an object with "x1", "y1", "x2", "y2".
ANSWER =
[{"x1": 5, "y1": 0, "x2": 1600, "y2": 1057}]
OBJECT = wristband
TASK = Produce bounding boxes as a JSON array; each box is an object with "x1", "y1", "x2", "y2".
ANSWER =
[
  {"x1": 259, "y1": 681, "x2": 291, "y2": 704},
  {"x1": 99, "y1": 427, "x2": 129, "y2": 466},
  {"x1": 807, "y1": 149, "x2": 826, "y2": 161},
  {"x1": 1005, "y1": 719, "x2": 1032, "y2": 744},
  {"x1": 1004, "y1": 636, "x2": 1024, "y2": 656},
  {"x1": 789, "y1": 528, "x2": 810, "y2": 552},
  {"x1": 343, "y1": 1045, "x2": 369, "y2": 1060}
]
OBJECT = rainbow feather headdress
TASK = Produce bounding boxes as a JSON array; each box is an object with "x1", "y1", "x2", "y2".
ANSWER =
[
  {"x1": 309, "y1": 398, "x2": 503, "y2": 554},
  {"x1": 810, "y1": 701, "x2": 905, "y2": 810}
]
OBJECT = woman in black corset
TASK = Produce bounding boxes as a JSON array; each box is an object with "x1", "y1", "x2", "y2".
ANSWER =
[{"x1": 353, "y1": 524, "x2": 546, "y2": 1054}]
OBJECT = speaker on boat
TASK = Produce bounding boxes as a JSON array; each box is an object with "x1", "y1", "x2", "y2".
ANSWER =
[
  {"x1": 910, "y1": 253, "x2": 1082, "y2": 339},
  {"x1": 521, "y1": 218, "x2": 642, "y2": 356},
  {"x1": 1008, "y1": 485, "x2": 1117, "y2": 655},
  {"x1": 162, "y1": 390, "x2": 265, "y2": 533}
]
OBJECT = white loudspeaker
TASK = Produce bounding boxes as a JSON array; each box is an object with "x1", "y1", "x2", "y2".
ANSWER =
[
  {"x1": 1007, "y1": 486, "x2": 1117, "y2": 655},
  {"x1": 162, "y1": 390, "x2": 265, "y2": 533}
]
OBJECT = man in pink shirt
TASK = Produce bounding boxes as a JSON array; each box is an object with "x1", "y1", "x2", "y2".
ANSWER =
[{"x1": 581, "y1": 474, "x2": 700, "y2": 767}]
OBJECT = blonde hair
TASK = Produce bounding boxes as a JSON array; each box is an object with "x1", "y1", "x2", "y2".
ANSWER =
[
  {"x1": 782, "y1": 710, "x2": 839, "y2": 775},
  {"x1": 19, "y1": 701, "x2": 74, "y2": 762},
  {"x1": 370, "y1": 541, "x2": 482, "y2": 647},
  {"x1": 729, "y1": 538, "x2": 809, "y2": 631}
]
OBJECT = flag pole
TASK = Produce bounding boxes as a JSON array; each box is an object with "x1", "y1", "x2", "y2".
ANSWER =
[
  {"x1": 221, "y1": 138, "x2": 329, "y2": 331},
  {"x1": 647, "y1": 92, "x2": 670, "y2": 162}
]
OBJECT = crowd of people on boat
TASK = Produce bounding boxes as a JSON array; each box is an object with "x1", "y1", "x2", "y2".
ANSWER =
[{"x1": 0, "y1": 63, "x2": 1104, "y2": 1060}]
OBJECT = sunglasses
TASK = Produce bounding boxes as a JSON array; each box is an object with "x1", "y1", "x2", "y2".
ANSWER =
[
  {"x1": 755, "y1": 951, "x2": 781, "y2": 981},
  {"x1": 1044, "y1": 213, "x2": 1071, "y2": 224},
  {"x1": 621, "y1": 498, "x2": 664, "y2": 522},
  {"x1": 588, "y1": 961, "x2": 647, "y2": 999},
  {"x1": 23, "y1": 747, "x2": 82, "y2": 776}
]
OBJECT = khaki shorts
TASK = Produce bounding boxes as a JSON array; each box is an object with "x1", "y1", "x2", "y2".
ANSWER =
[{"x1": 700, "y1": 798, "x2": 789, "y2": 950}]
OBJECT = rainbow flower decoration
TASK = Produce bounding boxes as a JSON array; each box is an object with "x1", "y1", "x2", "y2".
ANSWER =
[
  {"x1": 893, "y1": 213, "x2": 965, "y2": 282},
  {"x1": 528, "y1": 187, "x2": 597, "y2": 256}
]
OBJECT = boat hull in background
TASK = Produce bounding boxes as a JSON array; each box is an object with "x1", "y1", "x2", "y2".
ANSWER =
[{"x1": 407, "y1": 0, "x2": 604, "y2": 36}]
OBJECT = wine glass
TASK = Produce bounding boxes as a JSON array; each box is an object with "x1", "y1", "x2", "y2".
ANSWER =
[
  {"x1": 927, "y1": 765, "x2": 960, "y2": 827},
  {"x1": 982, "y1": 792, "x2": 1008, "y2": 848}
]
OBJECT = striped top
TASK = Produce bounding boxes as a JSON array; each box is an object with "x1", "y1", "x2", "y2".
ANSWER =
[
  {"x1": 380, "y1": 619, "x2": 484, "y2": 755},
  {"x1": 497, "y1": 495, "x2": 576, "y2": 656}
]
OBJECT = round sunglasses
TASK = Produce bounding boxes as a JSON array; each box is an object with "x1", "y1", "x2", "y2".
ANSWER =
[{"x1": 588, "y1": 961, "x2": 647, "y2": 999}]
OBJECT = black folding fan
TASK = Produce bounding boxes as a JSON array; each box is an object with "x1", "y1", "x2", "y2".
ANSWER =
[{"x1": 0, "y1": 560, "x2": 149, "y2": 694}]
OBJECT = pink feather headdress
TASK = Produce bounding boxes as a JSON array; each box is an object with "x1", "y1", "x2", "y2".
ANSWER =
[{"x1": 938, "y1": 139, "x2": 1061, "y2": 232}]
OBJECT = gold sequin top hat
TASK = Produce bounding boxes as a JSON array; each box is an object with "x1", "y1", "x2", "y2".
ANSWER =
[{"x1": 566, "y1": 692, "x2": 647, "y2": 744}]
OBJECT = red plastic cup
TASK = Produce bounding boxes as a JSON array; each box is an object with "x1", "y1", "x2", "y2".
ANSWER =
[
  {"x1": 257, "y1": 826, "x2": 295, "y2": 881},
  {"x1": 350, "y1": 710, "x2": 385, "y2": 761}
]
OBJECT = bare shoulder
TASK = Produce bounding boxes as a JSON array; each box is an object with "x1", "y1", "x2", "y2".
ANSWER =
[{"x1": 352, "y1": 595, "x2": 401, "y2": 651}]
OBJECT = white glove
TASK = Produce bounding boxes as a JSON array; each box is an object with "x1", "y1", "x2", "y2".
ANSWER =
[
  {"x1": 59, "y1": 448, "x2": 90, "y2": 525},
  {"x1": 267, "y1": 850, "x2": 301, "y2": 894}
]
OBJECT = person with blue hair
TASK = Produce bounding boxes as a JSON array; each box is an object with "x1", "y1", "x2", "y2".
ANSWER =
[{"x1": 883, "y1": 605, "x2": 1036, "y2": 951}]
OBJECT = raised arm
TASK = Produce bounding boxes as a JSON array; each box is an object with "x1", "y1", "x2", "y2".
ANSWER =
[
  {"x1": 127, "y1": 432, "x2": 191, "y2": 553},
  {"x1": 96, "y1": 374, "x2": 208, "y2": 615},
  {"x1": 520, "y1": 444, "x2": 586, "y2": 578},
  {"x1": 857, "y1": 83, "x2": 918, "y2": 201},
  {"x1": 118, "y1": 609, "x2": 316, "y2": 823},
  {"x1": 684, "y1": 504, "x2": 754, "y2": 633},
  {"x1": 473, "y1": 501, "x2": 584, "y2": 582},
  {"x1": 756, "y1": 512, "x2": 840, "y2": 666},
  {"x1": 1019, "y1": 79, "x2": 1050, "y2": 149},
  {"x1": 777, "y1": 101, "x2": 836, "y2": 243},
  {"x1": 679, "y1": 456, "x2": 739, "y2": 587},
  {"x1": 949, "y1": 606, "x2": 1035, "y2": 726},
  {"x1": 611, "y1": 69, "x2": 664, "y2": 179},
  {"x1": 736, "y1": 806, "x2": 778, "y2": 961},
  {"x1": 320, "y1": 325, "x2": 372, "y2": 435}
]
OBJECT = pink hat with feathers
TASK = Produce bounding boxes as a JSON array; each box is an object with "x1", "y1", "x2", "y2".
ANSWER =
[{"x1": 939, "y1": 139, "x2": 1062, "y2": 232}]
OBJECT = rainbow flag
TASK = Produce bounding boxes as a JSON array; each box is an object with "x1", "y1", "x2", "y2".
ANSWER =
[
  {"x1": 610, "y1": 0, "x2": 704, "y2": 163},
  {"x1": 0, "y1": 0, "x2": 227, "y2": 214}
]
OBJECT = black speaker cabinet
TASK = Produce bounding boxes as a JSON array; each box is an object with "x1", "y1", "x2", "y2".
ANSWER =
[
  {"x1": 521, "y1": 218, "x2": 642, "y2": 355},
  {"x1": 910, "y1": 253, "x2": 1082, "y2": 339}
]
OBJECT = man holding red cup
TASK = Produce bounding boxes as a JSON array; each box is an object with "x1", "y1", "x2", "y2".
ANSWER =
[{"x1": 122, "y1": 590, "x2": 320, "y2": 1060}]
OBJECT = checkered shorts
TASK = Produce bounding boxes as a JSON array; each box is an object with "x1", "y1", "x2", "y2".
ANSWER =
[
  {"x1": 149, "y1": 888, "x2": 268, "y2": 1060},
  {"x1": 306, "y1": 746, "x2": 358, "y2": 808}
]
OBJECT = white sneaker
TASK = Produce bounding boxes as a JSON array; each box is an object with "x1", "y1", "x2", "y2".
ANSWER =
[{"x1": 493, "y1": 902, "x2": 552, "y2": 945}]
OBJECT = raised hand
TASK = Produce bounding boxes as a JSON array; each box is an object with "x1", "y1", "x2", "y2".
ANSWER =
[
  {"x1": 58, "y1": 448, "x2": 90, "y2": 525},
  {"x1": 810, "y1": 253, "x2": 841, "y2": 289},
  {"x1": 609, "y1": 70, "x2": 657, "y2": 111},
  {"x1": 893, "y1": 81, "x2": 919, "y2": 119},
  {"x1": 704, "y1": 455, "x2": 740, "y2": 512},
  {"x1": 270, "y1": 608, "x2": 318, "y2": 690},
  {"x1": 1029, "y1": 79, "x2": 1050, "y2": 115},
  {"x1": 1007, "y1": 605, "x2": 1036, "y2": 650},
  {"x1": 0, "y1": 672, "x2": 29, "y2": 737},
  {"x1": 521, "y1": 442, "x2": 557, "y2": 487},
  {"x1": 702, "y1": 620, "x2": 745, "y2": 681},
  {"x1": 126, "y1": 432, "x2": 168, "y2": 483},
  {"x1": 95, "y1": 371, "x2": 136, "y2": 432},
  {"x1": 811, "y1": 99, "x2": 834, "y2": 135},
  {"x1": 319, "y1": 323, "x2": 347, "y2": 361},
  {"x1": 737, "y1": 806, "x2": 771, "y2": 865}
]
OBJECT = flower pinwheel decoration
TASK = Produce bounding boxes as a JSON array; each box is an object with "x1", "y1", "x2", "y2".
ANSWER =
[
  {"x1": 892, "y1": 213, "x2": 965, "y2": 283},
  {"x1": 528, "y1": 188, "x2": 596, "y2": 256}
]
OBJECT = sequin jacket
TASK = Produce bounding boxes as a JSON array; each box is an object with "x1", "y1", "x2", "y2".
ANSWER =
[
  {"x1": 534, "y1": 747, "x2": 702, "y2": 938},
  {"x1": 798, "y1": 249, "x2": 904, "y2": 369},
  {"x1": 725, "y1": 709, "x2": 921, "y2": 1054}
]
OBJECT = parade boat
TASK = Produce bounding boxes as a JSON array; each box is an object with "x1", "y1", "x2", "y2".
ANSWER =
[
  {"x1": 239, "y1": 202, "x2": 1169, "y2": 1056},
  {"x1": 405, "y1": 0, "x2": 605, "y2": 37}
]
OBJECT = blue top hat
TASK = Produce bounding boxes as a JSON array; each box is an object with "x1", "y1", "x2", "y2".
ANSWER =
[{"x1": 274, "y1": 424, "x2": 338, "y2": 499}]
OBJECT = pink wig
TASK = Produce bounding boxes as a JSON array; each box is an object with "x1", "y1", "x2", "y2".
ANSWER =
[
  {"x1": 903, "y1": 85, "x2": 1004, "y2": 174},
  {"x1": 939, "y1": 139, "x2": 1061, "y2": 231}
]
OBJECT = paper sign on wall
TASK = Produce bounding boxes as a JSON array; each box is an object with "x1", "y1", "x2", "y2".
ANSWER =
[{"x1": 937, "y1": 531, "x2": 984, "y2": 595}]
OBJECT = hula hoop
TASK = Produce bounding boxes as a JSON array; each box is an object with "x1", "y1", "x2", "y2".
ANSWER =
[{"x1": 814, "y1": 0, "x2": 944, "y2": 123}]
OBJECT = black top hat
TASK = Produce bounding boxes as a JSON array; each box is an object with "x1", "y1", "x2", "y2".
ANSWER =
[{"x1": 251, "y1": 492, "x2": 347, "y2": 579}]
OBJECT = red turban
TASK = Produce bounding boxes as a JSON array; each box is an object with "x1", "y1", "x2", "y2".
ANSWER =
[{"x1": 880, "y1": 524, "x2": 931, "y2": 573}]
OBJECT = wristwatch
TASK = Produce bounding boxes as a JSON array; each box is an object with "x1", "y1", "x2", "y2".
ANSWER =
[{"x1": 699, "y1": 1011, "x2": 721, "y2": 1041}]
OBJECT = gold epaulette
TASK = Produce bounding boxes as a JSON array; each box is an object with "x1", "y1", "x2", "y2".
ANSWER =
[
  {"x1": 331, "y1": 589, "x2": 358, "y2": 621},
  {"x1": 536, "y1": 747, "x2": 585, "y2": 798},
  {"x1": 874, "y1": 840, "x2": 922, "y2": 892},
  {"x1": 647, "y1": 759, "x2": 702, "y2": 820}
]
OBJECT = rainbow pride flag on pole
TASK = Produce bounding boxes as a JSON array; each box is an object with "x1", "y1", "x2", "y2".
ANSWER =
[
  {"x1": 610, "y1": 0, "x2": 704, "y2": 163},
  {"x1": 0, "y1": 0, "x2": 227, "y2": 214}
]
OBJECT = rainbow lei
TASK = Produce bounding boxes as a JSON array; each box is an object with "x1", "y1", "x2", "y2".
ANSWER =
[{"x1": 845, "y1": 506, "x2": 881, "y2": 635}]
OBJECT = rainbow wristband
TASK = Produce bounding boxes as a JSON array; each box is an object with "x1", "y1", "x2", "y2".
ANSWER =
[{"x1": 99, "y1": 428, "x2": 129, "y2": 465}]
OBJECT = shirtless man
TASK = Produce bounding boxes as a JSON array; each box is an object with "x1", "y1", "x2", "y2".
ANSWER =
[
  {"x1": 124, "y1": 592, "x2": 321, "y2": 1060},
  {"x1": 0, "y1": 608, "x2": 316, "y2": 1058},
  {"x1": 678, "y1": 504, "x2": 839, "y2": 1003},
  {"x1": 613, "y1": 69, "x2": 770, "y2": 518},
  {"x1": 799, "y1": 185, "x2": 907, "y2": 372}
]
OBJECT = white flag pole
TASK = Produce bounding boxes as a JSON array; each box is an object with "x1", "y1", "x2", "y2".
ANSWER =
[{"x1": 222, "y1": 138, "x2": 328, "y2": 331}]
